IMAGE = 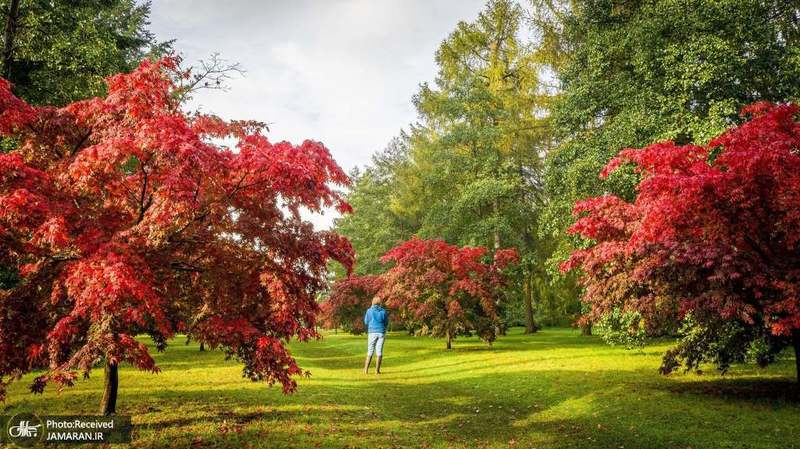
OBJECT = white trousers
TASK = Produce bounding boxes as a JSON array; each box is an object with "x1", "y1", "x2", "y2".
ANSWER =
[{"x1": 367, "y1": 332, "x2": 385, "y2": 357}]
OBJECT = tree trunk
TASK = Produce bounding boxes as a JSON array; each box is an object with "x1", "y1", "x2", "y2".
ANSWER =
[
  {"x1": 199, "y1": 342, "x2": 205, "y2": 351},
  {"x1": 581, "y1": 323, "x2": 592, "y2": 336},
  {"x1": 2, "y1": 0, "x2": 21, "y2": 79},
  {"x1": 100, "y1": 360, "x2": 119, "y2": 416},
  {"x1": 524, "y1": 296, "x2": 536, "y2": 333},
  {"x1": 446, "y1": 330, "x2": 452, "y2": 350},
  {"x1": 793, "y1": 330, "x2": 800, "y2": 384},
  {"x1": 492, "y1": 199, "x2": 501, "y2": 251},
  {"x1": 523, "y1": 276, "x2": 537, "y2": 333}
]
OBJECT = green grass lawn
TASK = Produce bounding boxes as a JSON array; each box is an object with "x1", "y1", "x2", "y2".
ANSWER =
[{"x1": 2, "y1": 327, "x2": 799, "y2": 449}]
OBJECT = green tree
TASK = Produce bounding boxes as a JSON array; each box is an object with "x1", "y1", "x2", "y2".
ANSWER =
[
  {"x1": 1, "y1": 0, "x2": 167, "y2": 106},
  {"x1": 333, "y1": 1, "x2": 561, "y2": 331},
  {"x1": 539, "y1": 0, "x2": 800, "y2": 291},
  {"x1": 333, "y1": 136, "x2": 417, "y2": 276},
  {"x1": 398, "y1": 0, "x2": 553, "y2": 332}
]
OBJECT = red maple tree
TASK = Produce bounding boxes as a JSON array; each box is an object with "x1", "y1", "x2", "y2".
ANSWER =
[
  {"x1": 320, "y1": 274, "x2": 383, "y2": 334},
  {"x1": 379, "y1": 238, "x2": 518, "y2": 349},
  {"x1": 563, "y1": 102, "x2": 800, "y2": 381},
  {"x1": 0, "y1": 58, "x2": 354, "y2": 414}
]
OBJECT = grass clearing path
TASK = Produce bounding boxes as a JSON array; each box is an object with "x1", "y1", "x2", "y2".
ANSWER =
[{"x1": 3, "y1": 328, "x2": 799, "y2": 448}]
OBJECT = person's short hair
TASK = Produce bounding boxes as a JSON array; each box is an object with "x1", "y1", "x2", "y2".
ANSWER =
[{"x1": 371, "y1": 296, "x2": 382, "y2": 306}]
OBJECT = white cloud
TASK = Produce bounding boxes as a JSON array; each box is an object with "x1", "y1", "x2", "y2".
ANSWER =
[{"x1": 148, "y1": 0, "x2": 487, "y2": 229}]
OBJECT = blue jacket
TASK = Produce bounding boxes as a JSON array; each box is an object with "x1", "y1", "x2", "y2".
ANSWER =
[{"x1": 364, "y1": 305, "x2": 388, "y2": 334}]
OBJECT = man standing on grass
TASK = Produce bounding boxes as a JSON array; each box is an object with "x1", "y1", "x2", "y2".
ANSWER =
[{"x1": 363, "y1": 297, "x2": 388, "y2": 374}]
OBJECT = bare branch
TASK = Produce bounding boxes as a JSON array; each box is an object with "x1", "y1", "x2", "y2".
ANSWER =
[{"x1": 172, "y1": 52, "x2": 245, "y2": 106}]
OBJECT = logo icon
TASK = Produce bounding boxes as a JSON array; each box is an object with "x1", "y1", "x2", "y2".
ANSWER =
[
  {"x1": 9, "y1": 420, "x2": 40, "y2": 438},
  {"x1": 6, "y1": 413, "x2": 44, "y2": 447}
]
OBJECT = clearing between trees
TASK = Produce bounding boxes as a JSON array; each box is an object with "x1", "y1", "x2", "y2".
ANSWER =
[{"x1": 3, "y1": 328, "x2": 798, "y2": 449}]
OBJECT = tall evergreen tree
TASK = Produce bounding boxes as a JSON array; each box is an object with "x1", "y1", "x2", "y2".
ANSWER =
[
  {"x1": 333, "y1": 1, "x2": 557, "y2": 331},
  {"x1": 402, "y1": 0, "x2": 554, "y2": 332},
  {"x1": 333, "y1": 135, "x2": 417, "y2": 276}
]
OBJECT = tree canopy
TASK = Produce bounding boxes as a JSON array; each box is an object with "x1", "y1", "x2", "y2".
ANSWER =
[
  {"x1": 379, "y1": 238, "x2": 518, "y2": 348},
  {"x1": 562, "y1": 102, "x2": 800, "y2": 380},
  {"x1": 1, "y1": 0, "x2": 167, "y2": 106},
  {"x1": 0, "y1": 58, "x2": 353, "y2": 412},
  {"x1": 540, "y1": 0, "x2": 800, "y2": 270},
  {"x1": 320, "y1": 274, "x2": 383, "y2": 334}
]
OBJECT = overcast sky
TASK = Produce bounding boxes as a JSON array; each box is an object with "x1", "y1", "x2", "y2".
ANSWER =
[{"x1": 148, "y1": 0, "x2": 488, "y2": 229}]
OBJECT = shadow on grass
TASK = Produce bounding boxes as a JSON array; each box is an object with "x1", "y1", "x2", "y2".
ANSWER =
[
  {"x1": 11, "y1": 367, "x2": 795, "y2": 449},
  {"x1": 123, "y1": 369, "x2": 798, "y2": 449},
  {"x1": 663, "y1": 377, "x2": 800, "y2": 403},
  {"x1": 5, "y1": 329, "x2": 799, "y2": 449}
]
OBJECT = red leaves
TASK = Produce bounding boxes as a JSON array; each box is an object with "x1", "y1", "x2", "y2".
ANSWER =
[
  {"x1": 601, "y1": 142, "x2": 709, "y2": 180},
  {"x1": 97, "y1": 57, "x2": 175, "y2": 120},
  {"x1": 194, "y1": 316, "x2": 263, "y2": 349},
  {"x1": 564, "y1": 102, "x2": 800, "y2": 337},
  {"x1": 0, "y1": 57, "x2": 353, "y2": 401},
  {"x1": 0, "y1": 78, "x2": 35, "y2": 133},
  {"x1": 493, "y1": 248, "x2": 519, "y2": 269},
  {"x1": 30, "y1": 371, "x2": 77, "y2": 395},
  {"x1": 233, "y1": 136, "x2": 351, "y2": 216},
  {"x1": 111, "y1": 334, "x2": 160, "y2": 373},
  {"x1": 568, "y1": 195, "x2": 641, "y2": 243},
  {"x1": 247, "y1": 336, "x2": 304, "y2": 394},
  {"x1": 378, "y1": 237, "x2": 517, "y2": 344},
  {"x1": 30, "y1": 217, "x2": 72, "y2": 251},
  {"x1": 320, "y1": 275, "x2": 383, "y2": 334},
  {"x1": 63, "y1": 247, "x2": 169, "y2": 334},
  {"x1": 447, "y1": 300, "x2": 464, "y2": 319},
  {"x1": 739, "y1": 101, "x2": 776, "y2": 118},
  {"x1": 319, "y1": 231, "x2": 356, "y2": 275}
]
